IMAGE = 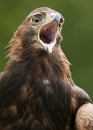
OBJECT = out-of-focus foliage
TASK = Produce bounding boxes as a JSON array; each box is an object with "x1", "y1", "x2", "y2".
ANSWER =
[{"x1": 0, "y1": 0, "x2": 93, "y2": 99}]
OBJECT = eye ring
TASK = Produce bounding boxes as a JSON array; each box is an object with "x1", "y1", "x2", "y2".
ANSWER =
[{"x1": 32, "y1": 16, "x2": 41, "y2": 24}]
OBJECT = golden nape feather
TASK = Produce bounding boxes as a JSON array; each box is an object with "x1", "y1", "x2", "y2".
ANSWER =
[{"x1": 0, "y1": 7, "x2": 93, "y2": 130}]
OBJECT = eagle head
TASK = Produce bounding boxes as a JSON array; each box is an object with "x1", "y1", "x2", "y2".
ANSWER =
[
  {"x1": 23, "y1": 7, "x2": 64, "y2": 54},
  {"x1": 8, "y1": 7, "x2": 64, "y2": 59},
  {"x1": 26, "y1": 7, "x2": 64, "y2": 53}
]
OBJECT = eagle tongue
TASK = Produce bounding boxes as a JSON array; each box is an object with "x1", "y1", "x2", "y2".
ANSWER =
[{"x1": 40, "y1": 21, "x2": 57, "y2": 44}]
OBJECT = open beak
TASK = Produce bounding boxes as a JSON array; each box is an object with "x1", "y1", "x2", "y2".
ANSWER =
[{"x1": 38, "y1": 13, "x2": 64, "y2": 53}]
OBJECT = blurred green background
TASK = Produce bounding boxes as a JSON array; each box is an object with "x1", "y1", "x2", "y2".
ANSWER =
[{"x1": 0, "y1": 0, "x2": 93, "y2": 99}]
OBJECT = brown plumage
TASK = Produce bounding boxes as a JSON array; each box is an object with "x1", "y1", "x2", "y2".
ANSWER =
[{"x1": 0, "y1": 7, "x2": 93, "y2": 130}]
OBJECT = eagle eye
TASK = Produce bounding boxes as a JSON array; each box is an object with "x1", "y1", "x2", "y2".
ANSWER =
[{"x1": 32, "y1": 16, "x2": 41, "y2": 24}]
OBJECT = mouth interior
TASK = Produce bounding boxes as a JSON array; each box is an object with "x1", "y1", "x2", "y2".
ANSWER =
[{"x1": 39, "y1": 21, "x2": 58, "y2": 44}]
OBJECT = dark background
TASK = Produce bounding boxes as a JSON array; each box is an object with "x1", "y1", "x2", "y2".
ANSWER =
[{"x1": 0, "y1": 0, "x2": 93, "y2": 99}]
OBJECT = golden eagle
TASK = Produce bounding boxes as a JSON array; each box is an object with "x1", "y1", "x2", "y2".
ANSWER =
[{"x1": 0, "y1": 7, "x2": 93, "y2": 130}]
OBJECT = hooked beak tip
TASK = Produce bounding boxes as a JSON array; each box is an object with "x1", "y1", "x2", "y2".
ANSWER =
[{"x1": 51, "y1": 13, "x2": 64, "y2": 26}]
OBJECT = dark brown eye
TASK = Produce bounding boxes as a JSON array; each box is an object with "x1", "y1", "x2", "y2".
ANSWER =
[
  {"x1": 32, "y1": 17, "x2": 41, "y2": 23},
  {"x1": 59, "y1": 18, "x2": 64, "y2": 28},
  {"x1": 60, "y1": 18, "x2": 64, "y2": 24}
]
